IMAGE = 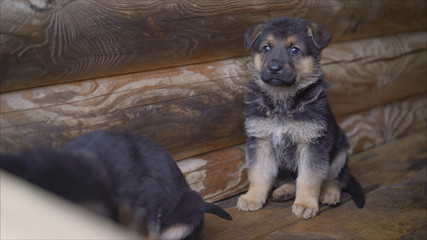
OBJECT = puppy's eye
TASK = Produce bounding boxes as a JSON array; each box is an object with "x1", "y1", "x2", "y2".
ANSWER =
[
  {"x1": 262, "y1": 45, "x2": 271, "y2": 53},
  {"x1": 290, "y1": 46, "x2": 301, "y2": 55}
]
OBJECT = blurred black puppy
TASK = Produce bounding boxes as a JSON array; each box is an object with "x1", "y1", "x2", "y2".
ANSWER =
[{"x1": 1, "y1": 130, "x2": 232, "y2": 239}]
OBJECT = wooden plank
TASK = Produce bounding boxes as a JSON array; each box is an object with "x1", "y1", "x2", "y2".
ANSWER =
[
  {"x1": 260, "y1": 169, "x2": 427, "y2": 240},
  {"x1": 200, "y1": 129, "x2": 427, "y2": 239},
  {"x1": 324, "y1": 32, "x2": 427, "y2": 116},
  {"x1": 338, "y1": 94, "x2": 427, "y2": 153},
  {"x1": 177, "y1": 145, "x2": 248, "y2": 202},
  {"x1": 178, "y1": 95, "x2": 426, "y2": 202},
  {"x1": 1, "y1": 0, "x2": 426, "y2": 92},
  {"x1": 0, "y1": 58, "x2": 249, "y2": 159},
  {"x1": 1, "y1": 32, "x2": 426, "y2": 159}
]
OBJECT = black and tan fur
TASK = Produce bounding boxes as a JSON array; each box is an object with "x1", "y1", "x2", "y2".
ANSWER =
[{"x1": 236, "y1": 17, "x2": 364, "y2": 219}]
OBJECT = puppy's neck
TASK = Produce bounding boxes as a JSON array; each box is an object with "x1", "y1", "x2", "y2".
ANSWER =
[{"x1": 247, "y1": 76, "x2": 327, "y2": 117}]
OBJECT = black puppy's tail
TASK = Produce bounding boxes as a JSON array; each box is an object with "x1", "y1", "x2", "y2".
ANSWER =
[
  {"x1": 203, "y1": 202, "x2": 232, "y2": 220},
  {"x1": 345, "y1": 175, "x2": 365, "y2": 208}
]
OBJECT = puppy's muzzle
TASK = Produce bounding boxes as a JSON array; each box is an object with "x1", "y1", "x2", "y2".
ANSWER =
[{"x1": 261, "y1": 60, "x2": 296, "y2": 86}]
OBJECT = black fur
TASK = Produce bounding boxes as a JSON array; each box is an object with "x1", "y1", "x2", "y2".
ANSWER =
[
  {"x1": 338, "y1": 164, "x2": 365, "y2": 208},
  {"x1": 1, "y1": 130, "x2": 232, "y2": 239},
  {"x1": 346, "y1": 177, "x2": 365, "y2": 208}
]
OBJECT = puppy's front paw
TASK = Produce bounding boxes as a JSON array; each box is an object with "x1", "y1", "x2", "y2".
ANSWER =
[
  {"x1": 292, "y1": 199, "x2": 319, "y2": 219},
  {"x1": 237, "y1": 194, "x2": 264, "y2": 211},
  {"x1": 272, "y1": 183, "x2": 296, "y2": 202}
]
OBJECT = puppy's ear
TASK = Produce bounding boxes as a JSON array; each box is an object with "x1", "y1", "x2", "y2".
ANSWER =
[
  {"x1": 307, "y1": 22, "x2": 332, "y2": 50},
  {"x1": 244, "y1": 23, "x2": 263, "y2": 50},
  {"x1": 203, "y1": 202, "x2": 232, "y2": 220}
]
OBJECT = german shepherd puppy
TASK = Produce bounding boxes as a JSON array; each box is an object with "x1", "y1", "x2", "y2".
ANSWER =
[
  {"x1": 1, "y1": 130, "x2": 232, "y2": 239},
  {"x1": 236, "y1": 17, "x2": 365, "y2": 219}
]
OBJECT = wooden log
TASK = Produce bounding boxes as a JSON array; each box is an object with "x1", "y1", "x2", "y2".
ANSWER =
[
  {"x1": 178, "y1": 95, "x2": 426, "y2": 202},
  {"x1": 340, "y1": 96, "x2": 427, "y2": 153},
  {"x1": 200, "y1": 129, "x2": 427, "y2": 239},
  {"x1": 1, "y1": 0, "x2": 426, "y2": 92},
  {"x1": 323, "y1": 32, "x2": 427, "y2": 116},
  {"x1": 0, "y1": 58, "x2": 249, "y2": 160},
  {"x1": 177, "y1": 145, "x2": 248, "y2": 202},
  {"x1": 1, "y1": 32, "x2": 425, "y2": 159}
]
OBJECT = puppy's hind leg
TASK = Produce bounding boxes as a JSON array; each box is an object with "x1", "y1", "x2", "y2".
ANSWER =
[
  {"x1": 237, "y1": 138, "x2": 278, "y2": 211},
  {"x1": 320, "y1": 150, "x2": 348, "y2": 206},
  {"x1": 319, "y1": 180, "x2": 341, "y2": 206}
]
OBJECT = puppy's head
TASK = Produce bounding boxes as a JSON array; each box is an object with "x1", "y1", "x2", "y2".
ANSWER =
[{"x1": 244, "y1": 17, "x2": 331, "y2": 96}]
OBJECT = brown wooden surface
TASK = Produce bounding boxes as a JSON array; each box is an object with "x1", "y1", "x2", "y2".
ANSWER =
[
  {"x1": 323, "y1": 32, "x2": 426, "y2": 116},
  {"x1": 200, "y1": 129, "x2": 427, "y2": 240},
  {"x1": 177, "y1": 145, "x2": 248, "y2": 202},
  {"x1": 339, "y1": 95, "x2": 427, "y2": 153},
  {"x1": 1, "y1": 32, "x2": 425, "y2": 159},
  {"x1": 1, "y1": 0, "x2": 426, "y2": 92},
  {"x1": 180, "y1": 95, "x2": 426, "y2": 202},
  {"x1": 0, "y1": 58, "x2": 248, "y2": 159}
]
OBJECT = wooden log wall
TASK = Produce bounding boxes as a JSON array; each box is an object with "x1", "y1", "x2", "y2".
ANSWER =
[
  {"x1": 1, "y1": 0, "x2": 426, "y2": 92},
  {"x1": 1, "y1": 1, "x2": 426, "y2": 203},
  {"x1": 1, "y1": 32, "x2": 425, "y2": 159}
]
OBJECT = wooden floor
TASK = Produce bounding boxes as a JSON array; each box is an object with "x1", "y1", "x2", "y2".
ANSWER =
[{"x1": 200, "y1": 130, "x2": 426, "y2": 240}]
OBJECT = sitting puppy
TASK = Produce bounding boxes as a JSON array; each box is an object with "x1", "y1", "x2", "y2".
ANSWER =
[
  {"x1": 236, "y1": 17, "x2": 365, "y2": 219},
  {"x1": 1, "y1": 130, "x2": 231, "y2": 239}
]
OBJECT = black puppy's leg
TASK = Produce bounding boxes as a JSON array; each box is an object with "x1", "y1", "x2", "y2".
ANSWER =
[
  {"x1": 237, "y1": 138, "x2": 278, "y2": 211},
  {"x1": 292, "y1": 144, "x2": 326, "y2": 219}
]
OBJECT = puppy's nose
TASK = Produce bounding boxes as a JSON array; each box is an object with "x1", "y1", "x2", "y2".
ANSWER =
[{"x1": 267, "y1": 63, "x2": 282, "y2": 74}]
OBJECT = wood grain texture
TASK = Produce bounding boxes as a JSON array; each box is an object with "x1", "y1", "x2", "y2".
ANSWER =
[
  {"x1": 339, "y1": 96, "x2": 427, "y2": 153},
  {"x1": 177, "y1": 145, "x2": 248, "y2": 202},
  {"x1": 0, "y1": 58, "x2": 248, "y2": 160},
  {"x1": 178, "y1": 95, "x2": 426, "y2": 202},
  {"x1": 1, "y1": 0, "x2": 426, "y2": 92},
  {"x1": 1, "y1": 32, "x2": 425, "y2": 159},
  {"x1": 200, "y1": 130, "x2": 427, "y2": 239},
  {"x1": 324, "y1": 31, "x2": 427, "y2": 116}
]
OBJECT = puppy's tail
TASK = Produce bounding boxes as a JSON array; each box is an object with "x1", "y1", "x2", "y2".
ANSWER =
[
  {"x1": 203, "y1": 202, "x2": 232, "y2": 220},
  {"x1": 345, "y1": 175, "x2": 365, "y2": 208}
]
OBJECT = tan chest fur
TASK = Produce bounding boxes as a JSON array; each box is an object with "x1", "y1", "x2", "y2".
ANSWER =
[{"x1": 245, "y1": 117, "x2": 325, "y2": 144}]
